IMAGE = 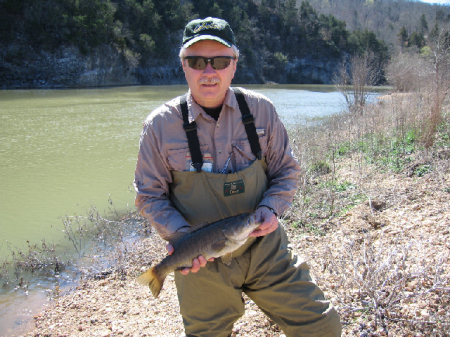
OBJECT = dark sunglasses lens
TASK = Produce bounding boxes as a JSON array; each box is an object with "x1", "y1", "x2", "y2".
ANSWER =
[
  {"x1": 187, "y1": 57, "x2": 207, "y2": 70},
  {"x1": 211, "y1": 58, "x2": 231, "y2": 70},
  {"x1": 186, "y1": 57, "x2": 232, "y2": 70}
]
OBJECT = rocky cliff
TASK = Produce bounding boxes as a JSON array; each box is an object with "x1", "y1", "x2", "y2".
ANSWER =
[{"x1": 0, "y1": 44, "x2": 342, "y2": 89}]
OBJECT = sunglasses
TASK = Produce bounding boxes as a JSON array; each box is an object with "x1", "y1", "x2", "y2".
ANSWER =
[{"x1": 184, "y1": 56, "x2": 235, "y2": 70}]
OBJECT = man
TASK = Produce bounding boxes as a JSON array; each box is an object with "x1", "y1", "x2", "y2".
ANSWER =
[{"x1": 134, "y1": 17, "x2": 341, "y2": 337}]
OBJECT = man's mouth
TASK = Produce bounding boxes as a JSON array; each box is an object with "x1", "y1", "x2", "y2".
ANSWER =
[{"x1": 199, "y1": 78, "x2": 220, "y2": 86}]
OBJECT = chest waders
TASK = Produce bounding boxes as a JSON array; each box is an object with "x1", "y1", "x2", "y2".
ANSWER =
[
  {"x1": 169, "y1": 89, "x2": 342, "y2": 337},
  {"x1": 169, "y1": 87, "x2": 268, "y2": 257}
]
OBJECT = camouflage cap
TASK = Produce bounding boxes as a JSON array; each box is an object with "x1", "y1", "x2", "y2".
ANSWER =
[{"x1": 182, "y1": 17, "x2": 236, "y2": 48}]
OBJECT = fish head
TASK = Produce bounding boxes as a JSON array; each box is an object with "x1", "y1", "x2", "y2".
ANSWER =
[{"x1": 222, "y1": 213, "x2": 262, "y2": 243}]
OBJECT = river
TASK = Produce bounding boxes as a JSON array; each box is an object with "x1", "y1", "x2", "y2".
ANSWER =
[{"x1": 0, "y1": 84, "x2": 347, "y2": 336}]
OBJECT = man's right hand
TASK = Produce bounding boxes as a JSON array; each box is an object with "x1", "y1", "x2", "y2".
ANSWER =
[{"x1": 166, "y1": 244, "x2": 213, "y2": 275}]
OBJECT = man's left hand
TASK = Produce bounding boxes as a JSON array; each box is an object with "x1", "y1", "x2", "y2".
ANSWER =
[{"x1": 249, "y1": 206, "x2": 278, "y2": 237}]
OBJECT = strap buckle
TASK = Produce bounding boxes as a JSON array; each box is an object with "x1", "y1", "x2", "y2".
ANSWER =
[
  {"x1": 191, "y1": 162, "x2": 203, "y2": 173},
  {"x1": 183, "y1": 122, "x2": 197, "y2": 132}
]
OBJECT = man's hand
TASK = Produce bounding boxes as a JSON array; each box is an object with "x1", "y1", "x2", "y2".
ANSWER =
[
  {"x1": 249, "y1": 206, "x2": 278, "y2": 237},
  {"x1": 166, "y1": 244, "x2": 214, "y2": 275}
]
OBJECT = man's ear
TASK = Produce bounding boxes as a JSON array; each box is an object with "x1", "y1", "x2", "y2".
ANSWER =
[{"x1": 232, "y1": 59, "x2": 238, "y2": 79}]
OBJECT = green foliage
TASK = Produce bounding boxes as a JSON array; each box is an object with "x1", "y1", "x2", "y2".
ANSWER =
[
  {"x1": 430, "y1": 23, "x2": 440, "y2": 40},
  {"x1": 292, "y1": 221, "x2": 325, "y2": 236},
  {"x1": 337, "y1": 142, "x2": 351, "y2": 157},
  {"x1": 334, "y1": 181, "x2": 356, "y2": 193},
  {"x1": 319, "y1": 13, "x2": 348, "y2": 51},
  {"x1": 330, "y1": 128, "x2": 423, "y2": 174},
  {"x1": 309, "y1": 161, "x2": 331, "y2": 175},
  {"x1": 317, "y1": 180, "x2": 356, "y2": 193},
  {"x1": 0, "y1": 0, "x2": 390, "y2": 82},
  {"x1": 414, "y1": 164, "x2": 431, "y2": 177},
  {"x1": 420, "y1": 14, "x2": 428, "y2": 35},
  {"x1": 398, "y1": 26, "x2": 409, "y2": 46},
  {"x1": 409, "y1": 32, "x2": 425, "y2": 49},
  {"x1": 349, "y1": 30, "x2": 388, "y2": 58},
  {"x1": 420, "y1": 46, "x2": 432, "y2": 57},
  {"x1": 368, "y1": 129, "x2": 417, "y2": 172}
]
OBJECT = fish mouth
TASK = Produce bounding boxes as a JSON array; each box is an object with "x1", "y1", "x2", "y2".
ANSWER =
[{"x1": 247, "y1": 213, "x2": 261, "y2": 230}]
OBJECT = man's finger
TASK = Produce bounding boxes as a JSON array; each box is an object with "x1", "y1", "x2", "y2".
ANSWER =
[
  {"x1": 190, "y1": 258, "x2": 201, "y2": 273},
  {"x1": 180, "y1": 258, "x2": 200, "y2": 275},
  {"x1": 198, "y1": 255, "x2": 208, "y2": 267},
  {"x1": 249, "y1": 222, "x2": 278, "y2": 237},
  {"x1": 178, "y1": 255, "x2": 211, "y2": 275}
]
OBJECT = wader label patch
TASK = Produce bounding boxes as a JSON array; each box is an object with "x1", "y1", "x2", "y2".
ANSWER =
[{"x1": 224, "y1": 179, "x2": 245, "y2": 197}]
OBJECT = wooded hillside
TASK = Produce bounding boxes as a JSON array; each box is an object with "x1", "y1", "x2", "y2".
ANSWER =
[
  {"x1": 307, "y1": 0, "x2": 450, "y2": 52},
  {"x1": 0, "y1": 0, "x2": 449, "y2": 87}
]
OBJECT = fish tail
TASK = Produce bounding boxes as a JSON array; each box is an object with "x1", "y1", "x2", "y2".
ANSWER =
[{"x1": 136, "y1": 266, "x2": 167, "y2": 298}]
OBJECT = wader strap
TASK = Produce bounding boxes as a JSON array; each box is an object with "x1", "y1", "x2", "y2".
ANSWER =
[
  {"x1": 180, "y1": 89, "x2": 262, "y2": 172},
  {"x1": 232, "y1": 87, "x2": 262, "y2": 160},
  {"x1": 180, "y1": 94, "x2": 203, "y2": 172}
]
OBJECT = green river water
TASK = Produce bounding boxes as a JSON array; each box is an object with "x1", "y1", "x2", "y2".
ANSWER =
[{"x1": 0, "y1": 84, "x2": 346, "y2": 336}]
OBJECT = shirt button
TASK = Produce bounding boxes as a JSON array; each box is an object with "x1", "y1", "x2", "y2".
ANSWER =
[
  {"x1": 216, "y1": 124, "x2": 220, "y2": 128},
  {"x1": 218, "y1": 150, "x2": 222, "y2": 154}
]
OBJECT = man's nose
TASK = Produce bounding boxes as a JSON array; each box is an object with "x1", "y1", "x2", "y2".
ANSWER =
[{"x1": 203, "y1": 63, "x2": 216, "y2": 74}]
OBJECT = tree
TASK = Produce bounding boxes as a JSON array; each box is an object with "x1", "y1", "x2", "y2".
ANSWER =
[
  {"x1": 419, "y1": 14, "x2": 428, "y2": 35},
  {"x1": 334, "y1": 53, "x2": 379, "y2": 114},
  {"x1": 299, "y1": 1, "x2": 320, "y2": 38},
  {"x1": 409, "y1": 32, "x2": 425, "y2": 49},
  {"x1": 398, "y1": 26, "x2": 409, "y2": 48}
]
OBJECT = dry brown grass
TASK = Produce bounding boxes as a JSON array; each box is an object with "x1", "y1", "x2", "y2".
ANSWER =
[{"x1": 283, "y1": 86, "x2": 450, "y2": 335}]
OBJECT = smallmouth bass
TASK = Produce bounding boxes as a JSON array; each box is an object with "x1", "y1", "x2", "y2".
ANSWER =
[{"x1": 136, "y1": 213, "x2": 261, "y2": 298}]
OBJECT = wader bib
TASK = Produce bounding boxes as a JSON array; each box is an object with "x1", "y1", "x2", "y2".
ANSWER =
[
  {"x1": 169, "y1": 89, "x2": 342, "y2": 337},
  {"x1": 169, "y1": 88, "x2": 266, "y2": 256}
]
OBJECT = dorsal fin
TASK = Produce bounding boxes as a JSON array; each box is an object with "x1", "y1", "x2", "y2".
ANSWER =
[
  {"x1": 189, "y1": 221, "x2": 210, "y2": 232},
  {"x1": 165, "y1": 221, "x2": 210, "y2": 246},
  {"x1": 165, "y1": 231, "x2": 188, "y2": 246}
]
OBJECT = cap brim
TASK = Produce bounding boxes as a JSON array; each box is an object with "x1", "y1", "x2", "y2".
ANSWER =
[{"x1": 183, "y1": 35, "x2": 232, "y2": 48}]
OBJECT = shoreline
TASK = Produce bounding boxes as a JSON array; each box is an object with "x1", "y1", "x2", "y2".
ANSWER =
[{"x1": 18, "y1": 141, "x2": 450, "y2": 336}]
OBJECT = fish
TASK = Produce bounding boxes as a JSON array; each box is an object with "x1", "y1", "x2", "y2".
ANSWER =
[{"x1": 136, "y1": 212, "x2": 261, "y2": 298}]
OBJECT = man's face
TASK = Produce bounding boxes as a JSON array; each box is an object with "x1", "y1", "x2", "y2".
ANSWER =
[{"x1": 182, "y1": 40, "x2": 237, "y2": 108}]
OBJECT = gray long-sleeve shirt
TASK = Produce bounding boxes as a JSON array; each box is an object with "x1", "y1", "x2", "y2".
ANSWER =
[{"x1": 134, "y1": 87, "x2": 301, "y2": 240}]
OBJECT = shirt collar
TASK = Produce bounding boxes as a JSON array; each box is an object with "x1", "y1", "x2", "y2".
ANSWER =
[
  {"x1": 186, "y1": 87, "x2": 239, "y2": 122},
  {"x1": 223, "y1": 87, "x2": 240, "y2": 112}
]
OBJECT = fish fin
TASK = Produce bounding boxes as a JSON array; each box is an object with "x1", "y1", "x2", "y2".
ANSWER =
[
  {"x1": 165, "y1": 232, "x2": 187, "y2": 246},
  {"x1": 136, "y1": 266, "x2": 166, "y2": 298},
  {"x1": 191, "y1": 221, "x2": 208, "y2": 229},
  {"x1": 211, "y1": 239, "x2": 227, "y2": 253},
  {"x1": 221, "y1": 253, "x2": 233, "y2": 265}
]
